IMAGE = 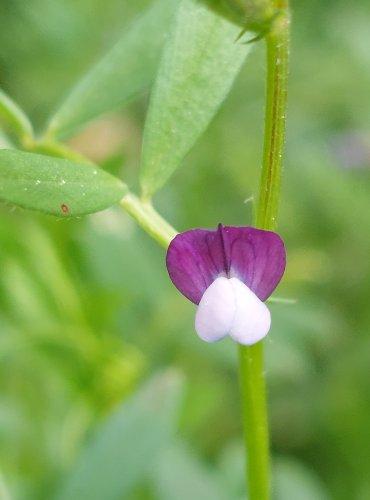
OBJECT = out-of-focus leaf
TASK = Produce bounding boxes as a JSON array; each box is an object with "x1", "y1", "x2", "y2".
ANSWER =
[
  {"x1": 152, "y1": 440, "x2": 229, "y2": 500},
  {"x1": 139, "y1": 0, "x2": 250, "y2": 197},
  {"x1": 47, "y1": 0, "x2": 178, "y2": 139},
  {"x1": 0, "y1": 469, "x2": 13, "y2": 500},
  {"x1": 217, "y1": 440, "x2": 246, "y2": 498},
  {"x1": 0, "y1": 130, "x2": 14, "y2": 150},
  {"x1": 55, "y1": 371, "x2": 184, "y2": 500},
  {"x1": 0, "y1": 149, "x2": 127, "y2": 216},
  {"x1": 0, "y1": 88, "x2": 33, "y2": 141},
  {"x1": 274, "y1": 457, "x2": 330, "y2": 500}
]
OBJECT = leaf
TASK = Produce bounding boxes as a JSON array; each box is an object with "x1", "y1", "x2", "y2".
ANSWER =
[
  {"x1": 0, "y1": 88, "x2": 33, "y2": 141},
  {"x1": 0, "y1": 469, "x2": 13, "y2": 500},
  {"x1": 274, "y1": 457, "x2": 330, "y2": 500},
  {"x1": 0, "y1": 130, "x2": 15, "y2": 150},
  {"x1": 139, "y1": 0, "x2": 251, "y2": 197},
  {"x1": 55, "y1": 371, "x2": 185, "y2": 500},
  {"x1": 47, "y1": 0, "x2": 178, "y2": 140},
  {"x1": 152, "y1": 440, "x2": 229, "y2": 500},
  {"x1": 0, "y1": 149, "x2": 127, "y2": 217}
]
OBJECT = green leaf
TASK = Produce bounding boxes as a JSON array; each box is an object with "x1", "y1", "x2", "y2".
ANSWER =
[
  {"x1": 47, "y1": 0, "x2": 178, "y2": 140},
  {"x1": 0, "y1": 469, "x2": 13, "y2": 500},
  {"x1": 153, "y1": 441, "x2": 229, "y2": 500},
  {"x1": 55, "y1": 371, "x2": 185, "y2": 500},
  {"x1": 274, "y1": 457, "x2": 330, "y2": 500},
  {"x1": 0, "y1": 88, "x2": 33, "y2": 141},
  {"x1": 0, "y1": 130, "x2": 15, "y2": 150},
  {"x1": 0, "y1": 149, "x2": 127, "y2": 216},
  {"x1": 140, "y1": 0, "x2": 250, "y2": 197}
]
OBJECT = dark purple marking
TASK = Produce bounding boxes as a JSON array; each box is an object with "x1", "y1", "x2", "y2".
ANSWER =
[{"x1": 166, "y1": 225, "x2": 286, "y2": 304}]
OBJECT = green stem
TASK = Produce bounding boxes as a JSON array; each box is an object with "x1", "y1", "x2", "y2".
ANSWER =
[
  {"x1": 239, "y1": 3, "x2": 290, "y2": 500},
  {"x1": 25, "y1": 140, "x2": 95, "y2": 166},
  {"x1": 0, "y1": 88, "x2": 34, "y2": 145},
  {"x1": 239, "y1": 342, "x2": 269, "y2": 499},
  {"x1": 120, "y1": 193, "x2": 177, "y2": 249},
  {"x1": 256, "y1": 3, "x2": 290, "y2": 232}
]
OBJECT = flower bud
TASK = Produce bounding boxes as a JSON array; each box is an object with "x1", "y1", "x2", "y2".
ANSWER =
[{"x1": 200, "y1": 0, "x2": 278, "y2": 40}]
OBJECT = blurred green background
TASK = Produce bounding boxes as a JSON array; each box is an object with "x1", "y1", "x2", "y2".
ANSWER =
[{"x1": 1, "y1": 1, "x2": 370, "y2": 499}]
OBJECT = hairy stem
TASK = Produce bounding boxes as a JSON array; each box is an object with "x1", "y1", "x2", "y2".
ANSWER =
[
  {"x1": 256, "y1": 3, "x2": 290, "y2": 231},
  {"x1": 238, "y1": 2, "x2": 290, "y2": 499}
]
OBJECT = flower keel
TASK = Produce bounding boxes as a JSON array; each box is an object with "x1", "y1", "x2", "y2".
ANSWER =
[
  {"x1": 195, "y1": 277, "x2": 235, "y2": 343},
  {"x1": 195, "y1": 277, "x2": 271, "y2": 346},
  {"x1": 228, "y1": 278, "x2": 271, "y2": 345}
]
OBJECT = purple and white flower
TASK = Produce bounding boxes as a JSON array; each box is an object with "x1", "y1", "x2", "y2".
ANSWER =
[{"x1": 166, "y1": 224, "x2": 286, "y2": 346}]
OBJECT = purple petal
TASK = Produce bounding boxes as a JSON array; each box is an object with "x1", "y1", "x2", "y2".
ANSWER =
[
  {"x1": 166, "y1": 228, "x2": 225, "y2": 304},
  {"x1": 222, "y1": 226, "x2": 286, "y2": 301},
  {"x1": 166, "y1": 225, "x2": 286, "y2": 304}
]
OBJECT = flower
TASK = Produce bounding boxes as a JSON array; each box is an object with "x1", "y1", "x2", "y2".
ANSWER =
[{"x1": 166, "y1": 224, "x2": 286, "y2": 346}]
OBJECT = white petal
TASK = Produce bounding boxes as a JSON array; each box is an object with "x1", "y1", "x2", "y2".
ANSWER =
[
  {"x1": 228, "y1": 278, "x2": 271, "y2": 346},
  {"x1": 195, "y1": 277, "x2": 235, "y2": 343}
]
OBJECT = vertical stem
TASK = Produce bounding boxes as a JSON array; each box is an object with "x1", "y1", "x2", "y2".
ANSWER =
[
  {"x1": 239, "y1": 2, "x2": 290, "y2": 500},
  {"x1": 257, "y1": 2, "x2": 290, "y2": 232},
  {"x1": 239, "y1": 342, "x2": 269, "y2": 499}
]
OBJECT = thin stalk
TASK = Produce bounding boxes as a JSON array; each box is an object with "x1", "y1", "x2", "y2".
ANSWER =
[
  {"x1": 120, "y1": 193, "x2": 177, "y2": 249},
  {"x1": 0, "y1": 88, "x2": 34, "y2": 145},
  {"x1": 25, "y1": 140, "x2": 95, "y2": 166},
  {"x1": 239, "y1": 342, "x2": 269, "y2": 499},
  {"x1": 256, "y1": 2, "x2": 290, "y2": 231},
  {"x1": 238, "y1": 2, "x2": 290, "y2": 500}
]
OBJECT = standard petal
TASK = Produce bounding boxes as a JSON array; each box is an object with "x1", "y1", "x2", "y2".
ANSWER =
[
  {"x1": 222, "y1": 226, "x2": 286, "y2": 301},
  {"x1": 228, "y1": 278, "x2": 271, "y2": 345},
  {"x1": 166, "y1": 224, "x2": 285, "y2": 304},
  {"x1": 166, "y1": 228, "x2": 226, "y2": 304},
  {"x1": 195, "y1": 277, "x2": 235, "y2": 343}
]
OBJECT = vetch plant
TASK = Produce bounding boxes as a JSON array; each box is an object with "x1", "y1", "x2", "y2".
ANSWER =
[{"x1": 0, "y1": 0, "x2": 290, "y2": 498}]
